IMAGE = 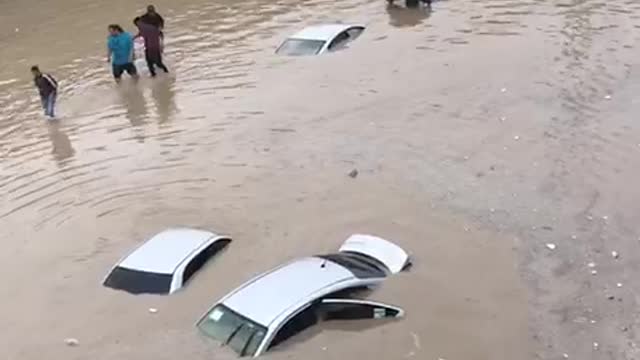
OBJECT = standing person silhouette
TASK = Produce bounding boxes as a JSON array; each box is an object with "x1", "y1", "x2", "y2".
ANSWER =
[
  {"x1": 140, "y1": 5, "x2": 165, "y2": 51},
  {"x1": 31, "y1": 66, "x2": 58, "y2": 119},
  {"x1": 134, "y1": 17, "x2": 169, "y2": 77},
  {"x1": 107, "y1": 24, "x2": 139, "y2": 83}
]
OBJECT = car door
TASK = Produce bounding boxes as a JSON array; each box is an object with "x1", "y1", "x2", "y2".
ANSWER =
[
  {"x1": 318, "y1": 298, "x2": 404, "y2": 320},
  {"x1": 327, "y1": 31, "x2": 351, "y2": 52},
  {"x1": 345, "y1": 26, "x2": 364, "y2": 40},
  {"x1": 179, "y1": 238, "x2": 232, "y2": 289},
  {"x1": 267, "y1": 303, "x2": 319, "y2": 351}
]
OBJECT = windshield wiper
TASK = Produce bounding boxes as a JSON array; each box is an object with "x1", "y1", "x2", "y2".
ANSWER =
[
  {"x1": 225, "y1": 323, "x2": 245, "y2": 345},
  {"x1": 240, "y1": 330, "x2": 257, "y2": 356}
]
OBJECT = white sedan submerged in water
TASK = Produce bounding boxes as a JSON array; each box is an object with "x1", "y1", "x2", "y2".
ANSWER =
[
  {"x1": 103, "y1": 228, "x2": 231, "y2": 295},
  {"x1": 196, "y1": 234, "x2": 409, "y2": 357},
  {"x1": 276, "y1": 24, "x2": 365, "y2": 56}
]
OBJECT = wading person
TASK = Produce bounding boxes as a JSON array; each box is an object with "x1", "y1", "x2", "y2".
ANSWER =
[
  {"x1": 134, "y1": 17, "x2": 169, "y2": 77},
  {"x1": 140, "y1": 5, "x2": 165, "y2": 50},
  {"x1": 107, "y1": 24, "x2": 138, "y2": 82},
  {"x1": 140, "y1": 5, "x2": 164, "y2": 31},
  {"x1": 31, "y1": 66, "x2": 58, "y2": 119}
]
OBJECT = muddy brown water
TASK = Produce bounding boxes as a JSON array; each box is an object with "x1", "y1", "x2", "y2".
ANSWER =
[{"x1": 2, "y1": 0, "x2": 640, "y2": 359}]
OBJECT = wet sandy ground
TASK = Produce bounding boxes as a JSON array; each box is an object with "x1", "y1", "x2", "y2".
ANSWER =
[{"x1": 2, "y1": 0, "x2": 640, "y2": 359}]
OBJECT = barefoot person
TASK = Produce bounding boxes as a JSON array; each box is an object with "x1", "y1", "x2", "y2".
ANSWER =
[
  {"x1": 134, "y1": 17, "x2": 169, "y2": 77},
  {"x1": 107, "y1": 24, "x2": 138, "y2": 83},
  {"x1": 31, "y1": 66, "x2": 58, "y2": 119}
]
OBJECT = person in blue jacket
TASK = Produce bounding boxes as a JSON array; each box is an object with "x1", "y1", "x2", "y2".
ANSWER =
[{"x1": 107, "y1": 24, "x2": 139, "y2": 82}]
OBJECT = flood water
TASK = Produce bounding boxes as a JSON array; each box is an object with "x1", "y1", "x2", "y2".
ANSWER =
[{"x1": 2, "y1": 0, "x2": 640, "y2": 359}]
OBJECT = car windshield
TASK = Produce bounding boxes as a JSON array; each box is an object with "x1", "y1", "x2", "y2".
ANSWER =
[
  {"x1": 198, "y1": 304, "x2": 267, "y2": 357},
  {"x1": 103, "y1": 266, "x2": 172, "y2": 294},
  {"x1": 276, "y1": 38, "x2": 326, "y2": 56}
]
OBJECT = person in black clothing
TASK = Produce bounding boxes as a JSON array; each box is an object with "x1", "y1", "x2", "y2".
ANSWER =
[
  {"x1": 134, "y1": 17, "x2": 169, "y2": 77},
  {"x1": 140, "y1": 5, "x2": 165, "y2": 52},
  {"x1": 31, "y1": 66, "x2": 58, "y2": 119},
  {"x1": 140, "y1": 5, "x2": 164, "y2": 32}
]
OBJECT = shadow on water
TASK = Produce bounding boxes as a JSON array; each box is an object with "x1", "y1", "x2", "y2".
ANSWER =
[
  {"x1": 116, "y1": 82, "x2": 148, "y2": 128},
  {"x1": 150, "y1": 76, "x2": 177, "y2": 124},
  {"x1": 386, "y1": 3, "x2": 431, "y2": 28},
  {"x1": 47, "y1": 121, "x2": 75, "y2": 165}
]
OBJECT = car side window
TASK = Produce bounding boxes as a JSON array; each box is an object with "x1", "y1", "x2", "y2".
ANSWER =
[
  {"x1": 182, "y1": 239, "x2": 231, "y2": 285},
  {"x1": 327, "y1": 31, "x2": 351, "y2": 51},
  {"x1": 318, "y1": 299, "x2": 403, "y2": 320},
  {"x1": 268, "y1": 304, "x2": 319, "y2": 350},
  {"x1": 346, "y1": 26, "x2": 364, "y2": 39}
]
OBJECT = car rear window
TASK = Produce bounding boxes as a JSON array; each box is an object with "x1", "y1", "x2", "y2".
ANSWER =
[
  {"x1": 103, "y1": 266, "x2": 172, "y2": 294},
  {"x1": 276, "y1": 39, "x2": 326, "y2": 56},
  {"x1": 316, "y1": 252, "x2": 388, "y2": 278}
]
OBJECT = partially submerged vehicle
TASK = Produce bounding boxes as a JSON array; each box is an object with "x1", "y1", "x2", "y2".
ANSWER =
[
  {"x1": 276, "y1": 24, "x2": 365, "y2": 56},
  {"x1": 103, "y1": 228, "x2": 231, "y2": 295},
  {"x1": 197, "y1": 234, "x2": 409, "y2": 357}
]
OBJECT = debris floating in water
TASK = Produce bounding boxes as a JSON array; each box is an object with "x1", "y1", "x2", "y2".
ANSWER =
[
  {"x1": 591, "y1": 270, "x2": 598, "y2": 275},
  {"x1": 617, "y1": 283, "x2": 623, "y2": 288},
  {"x1": 563, "y1": 354, "x2": 569, "y2": 359},
  {"x1": 593, "y1": 342, "x2": 599, "y2": 350},
  {"x1": 611, "y1": 251, "x2": 619, "y2": 259},
  {"x1": 348, "y1": 169, "x2": 359, "y2": 178},
  {"x1": 148, "y1": 307, "x2": 158, "y2": 314},
  {"x1": 64, "y1": 338, "x2": 79, "y2": 347},
  {"x1": 501, "y1": 87, "x2": 508, "y2": 93},
  {"x1": 571, "y1": 234, "x2": 578, "y2": 240},
  {"x1": 500, "y1": 116, "x2": 507, "y2": 122},
  {"x1": 587, "y1": 262, "x2": 596, "y2": 268},
  {"x1": 513, "y1": 135, "x2": 520, "y2": 141},
  {"x1": 546, "y1": 243, "x2": 556, "y2": 250},
  {"x1": 604, "y1": 94, "x2": 612, "y2": 100}
]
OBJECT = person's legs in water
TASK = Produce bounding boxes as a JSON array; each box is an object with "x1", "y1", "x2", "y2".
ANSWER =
[
  {"x1": 123, "y1": 63, "x2": 139, "y2": 81},
  {"x1": 145, "y1": 49, "x2": 157, "y2": 77},
  {"x1": 45, "y1": 92, "x2": 57, "y2": 117},
  {"x1": 112, "y1": 64, "x2": 125, "y2": 83},
  {"x1": 40, "y1": 95, "x2": 47, "y2": 113},
  {"x1": 146, "y1": 49, "x2": 168, "y2": 76},
  {"x1": 155, "y1": 51, "x2": 169, "y2": 73}
]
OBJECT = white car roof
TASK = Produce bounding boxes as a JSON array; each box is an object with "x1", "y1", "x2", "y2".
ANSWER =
[
  {"x1": 222, "y1": 257, "x2": 355, "y2": 327},
  {"x1": 289, "y1": 23, "x2": 364, "y2": 41},
  {"x1": 118, "y1": 228, "x2": 220, "y2": 274},
  {"x1": 219, "y1": 235, "x2": 409, "y2": 328}
]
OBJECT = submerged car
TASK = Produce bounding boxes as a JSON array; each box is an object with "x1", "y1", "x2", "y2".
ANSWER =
[
  {"x1": 197, "y1": 234, "x2": 409, "y2": 357},
  {"x1": 276, "y1": 24, "x2": 365, "y2": 56},
  {"x1": 103, "y1": 228, "x2": 231, "y2": 295}
]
